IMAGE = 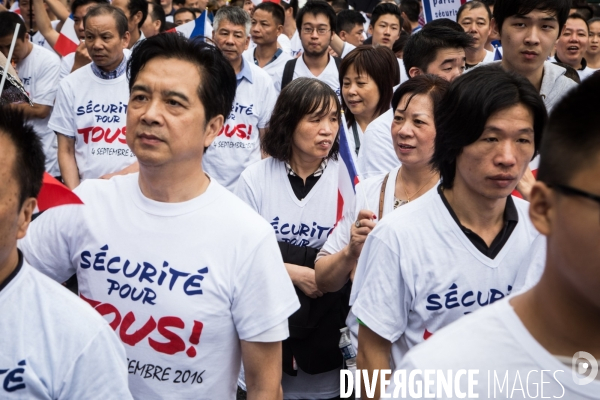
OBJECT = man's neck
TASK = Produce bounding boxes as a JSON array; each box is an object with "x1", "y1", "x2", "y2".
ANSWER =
[
  {"x1": 512, "y1": 267, "x2": 600, "y2": 358},
  {"x1": 289, "y1": 153, "x2": 322, "y2": 181},
  {"x1": 128, "y1": 30, "x2": 140, "y2": 49},
  {"x1": 164, "y1": 4, "x2": 173, "y2": 15},
  {"x1": 555, "y1": 53, "x2": 583, "y2": 70},
  {"x1": 501, "y1": 58, "x2": 545, "y2": 92},
  {"x1": 443, "y1": 178, "x2": 507, "y2": 245},
  {"x1": 230, "y1": 56, "x2": 243, "y2": 75},
  {"x1": 302, "y1": 52, "x2": 329, "y2": 76},
  {"x1": 410, "y1": 21, "x2": 420, "y2": 31},
  {"x1": 255, "y1": 42, "x2": 278, "y2": 67},
  {"x1": 283, "y1": 21, "x2": 296, "y2": 39},
  {"x1": 98, "y1": 53, "x2": 124, "y2": 73},
  {"x1": 138, "y1": 162, "x2": 211, "y2": 203},
  {"x1": 466, "y1": 46, "x2": 487, "y2": 65},
  {"x1": 0, "y1": 248, "x2": 19, "y2": 289}
]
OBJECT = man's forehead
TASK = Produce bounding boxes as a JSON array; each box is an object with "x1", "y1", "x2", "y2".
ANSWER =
[
  {"x1": 374, "y1": 14, "x2": 401, "y2": 25},
  {"x1": 85, "y1": 15, "x2": 119, "y2": 31},
  {"x1": 302, "y1": 12, "x2": 330, "y2": 26},
  {"x1": 513, "y1": 9, "x2": 558, "y2": 20},
  {"x1": 253, "y1": 9, "x2": 275, "y2": 22}
]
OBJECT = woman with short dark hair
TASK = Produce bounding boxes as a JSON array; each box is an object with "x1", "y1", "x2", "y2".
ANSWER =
[{"x1": 236, "y1": 77, "x2": 349, "y2": 399}]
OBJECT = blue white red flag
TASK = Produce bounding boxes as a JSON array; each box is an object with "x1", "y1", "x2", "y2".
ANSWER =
[
  {"x1": 168, "y1": 10, "x2": 213, "y2": 39},
  {"x1": 54, "y1": 17, "x2": 79, "y2": 57},
  {"x1": 336, "y1": 112, "x2": 360, "y2": 224}
]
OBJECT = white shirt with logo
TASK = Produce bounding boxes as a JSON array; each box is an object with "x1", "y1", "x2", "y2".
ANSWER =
[
  {"x1": 244, "y1": 49, "x2": 293, "y2": 95},
  {"x1": 351, "y1": 190, "x2": 542, "y2": 370},
  {"x1": 203, "y1": 62, "x2": 276, "y2": 191},
  {"x1": 16, "y1": 43, "x2": 61, "y2": 176},
  {"x1": 19, "y1": 173, "x2": 300, "y2": 400},
  {"x1": 290, "y1": 30, "x2": 303, "y2": 57},
  {"x1": 389, "y1": 298, "x2": 600, "y2": 399},
  {"x1": 48, "y1": 58, "x2": 135, "y2": 180},
  {"x1": 293, "y1": 54, "x2": 340, "y2": 97},
  {"x1": 0, "y1": 257, "x2": 132, "y2": 399}
]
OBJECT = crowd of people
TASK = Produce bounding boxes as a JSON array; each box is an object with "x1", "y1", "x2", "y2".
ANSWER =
[{"x1": 1, "y1": 0, "x2": 600, "y2": 398}]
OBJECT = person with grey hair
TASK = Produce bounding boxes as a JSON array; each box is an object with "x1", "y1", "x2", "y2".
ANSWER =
[
  {"x1": 206, "y1": 6, "x2": 277, "y2": 191},
  {"x1": 48, "y1": 4, "x2": 136, "y2": 188}
]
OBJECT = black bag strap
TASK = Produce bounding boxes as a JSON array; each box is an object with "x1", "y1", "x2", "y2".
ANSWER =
[
  {"x1": 281, "y1": 58, "x2": 298, "y2": 91},
  {"x1": 351, "y1": 120, "x2": 360, "y2": 155},
  {"x1": 333, "y1": 55, "x2": 341, "y2": 70}
]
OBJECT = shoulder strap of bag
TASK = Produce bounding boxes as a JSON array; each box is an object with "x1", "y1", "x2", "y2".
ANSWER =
[
  {"x1": 351, "y1": 120, "x2": 360, "y2": 155},
  {"x1": 378, "y1": 173, "x2": 390, "y2": 220},
  {"x1": 281, "y1": 58, "x2": 298, "y2": 91}
]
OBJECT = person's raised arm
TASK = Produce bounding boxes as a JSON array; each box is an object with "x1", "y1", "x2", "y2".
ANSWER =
[
  {"x1": 57, "y1": 134, "x2": 80, "y2": 188},
  {"x1": 330, "y1": 33, "x2": 346, "y2": 58},
  {"x1": 241, "y1": 341, "x2": 283, "y2": 400},
  {"x1": 33, "y1": 0, "x2": 59, "y2": 48},
  {"x1": 357, "y1": 324, "x2": 392, "y2": 399},
  {"x1": 315, "y1": 209, "x2": 376, "y2": 292},
  {"x1": 44, "y1": 0, "x2": 70, "y2": 23}
]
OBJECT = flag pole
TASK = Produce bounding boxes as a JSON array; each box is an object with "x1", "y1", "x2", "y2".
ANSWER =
[
  {"x1": 0, "y1": 24, "x2": 20, "y2": 95},
  {"x1": 340, "y1": 110, "x2": 371, "y2": 211}
]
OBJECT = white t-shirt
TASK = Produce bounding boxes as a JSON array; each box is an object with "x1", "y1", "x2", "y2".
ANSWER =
[
  {"x1": 19, "y1": 173, "x2": 300, "y2": 400},
  {"x1": 389, "y1": 298, "x2": 600, "y2": 399},
  {"x1": 16, "y1": 43, "x2": 61, "y2": 176},
  {"x1": 243, "y1": 48, "x2": 293, "y2": 95},
  {"x1": 48, "y1": 58, "x2": 135, "y2": 180},
  {"x1": 202, "y1": 61, "x2": 276, "y2": 191},
  {"x1": 59, "y1": 52, "x2": 76, "y2": 81},
  {"x1": 351, "y1": 189, "x2": 542, "y2": 370},
  {"x1": 290, "y1": 30, "x2": 303, "y2": 57},
  {"x1": 278, "y1": 33, "x2": 292, "y2": 54},
  {"x1": 235, "y1": 158, "x2": 342, "y2": 398},
  {"x1": 293, "y1": 54, "x2": 340, "y2": 97},
  {"x1": 356, "y1": 108, "x2": 399, "y2": 179},
  {"x1": 1, "y1": 256, "x2": 132, "y2": 399}
]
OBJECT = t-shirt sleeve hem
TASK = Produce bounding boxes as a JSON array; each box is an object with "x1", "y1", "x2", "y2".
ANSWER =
[
  {"x1": 237, "y1": 299, "x2": 299, "y2": 341},
  {"x1": 48, "y1": 123, "x2": 75, "y2": 137},
  {"x1": 352, "y1": 303, "x2": 400, "y2": 343}
]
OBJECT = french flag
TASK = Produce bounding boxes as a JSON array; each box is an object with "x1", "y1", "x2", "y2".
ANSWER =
[
  {"x1": 54, "y1": 17, "x2": 79, "y2": 57},
  {"x1": 167, "y1": 10, "x2": 213, "y2": 39},
  {"x1": 336, "y1": 113, "x2": 360, "y2": 224}
]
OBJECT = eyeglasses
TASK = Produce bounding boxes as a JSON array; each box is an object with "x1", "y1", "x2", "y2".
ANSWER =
[
  {"x1": 549, "y1": 183, "x2": 600, "y2": 207},
  {"x1": 301, "y1": 27, "x2": 331, "y2": 35}
]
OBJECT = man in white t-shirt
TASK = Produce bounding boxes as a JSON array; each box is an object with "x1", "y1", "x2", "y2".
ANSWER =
[
  {"x1": 282, "y1": 1, "x2": 340, "y2": 95},
  {"x1": 388, "y1": 73, "x2": 600, "y2": 400},
  {"x1": 58, "y1": 0, "x2": 110, "y2": 81},
  {"x1": 49, "y1": 5, "x2": 136, "y2": 189},
  {"x1": 207, "y1": 6, "x2": 277, "y2": 190},
  {"x1": 457, "y1": 1, "x2": 496, "y2": 70},
  {"x1": 0, "y1": 107, "x2": 133, "y2": 400},
  {"x1": 335, "y1": 10, "x2": 365, "y2": 48},
  {"x1": 245, "y1": 1, "x2": 292, "y2": 94},
  {"x1": 351, "y1": 66, "x2": 548, "y2": 399},
  {"x1": 0, "y1": 12, "x2": 60, "y2": 177},
  {"x1": 20, "y1": 33, "x2": 299, "y2": 400},
  {"x1": 356, "y1": 24, "x2": 474, "y2": 179}
]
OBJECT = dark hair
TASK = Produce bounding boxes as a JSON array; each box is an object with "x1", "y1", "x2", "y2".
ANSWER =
[
  {"x1": 174, "y1": 7, "x2": 197, "y2": 19},
  {"x1": 481, "y1": 0, "x2": 495, "y2": 6},
  {"x1": 128, "y1": 33, "x2": 236, "y2": 124},
  {"x1": 403, "y1": 25, "x2": 473, "y2": 76},
  {"x1": 281, "y1": 0, "x2": 299, "y2": 19},
  {"x1": 391, "y1": 73, "x2": 449, "y2": 112},
  {"x1": 0, "y1": 12, "x2": 27, "y2": 41},
  {"x1": 565, "y1": 12, "x2": 589, "y2": 32},
  {"x1": 537, "y1": 74, "x2": 600, "y2": 186},
  {"x1": 370, "y1": 2, "x2": 402, "y2": 26},
  {"x1": 254, "y1": 2, "x2": 286, "y2": 26},
  {"x1": 424, "y1": 17, "x2": 464, "y2": 32},
  {"x1": 0, "y1": 107, "x2": 45, "y2": 208},
  {"x1": 457, "y1": 0, "x2": 492, "y2": 22},
  {"x1": 84, "y1": 5, "x2": 129, "y2": 37},
  {"x1": 70, "y1": 0, "x2": 109, "y2": 14},
  {"x1": 332, "y1": 0, "x2": 349, "y2": 12},
  {"x1": 572, "y1": 5, "x2": 593, "y2": 21},
  {"x1": 148, "y1": 1, "x2": 166, "y2": 32},
  {"x1": 392, "y1": 30, "x2": 409, "y2": 54},
  {"x1": 173, "y1": 0, "x2": 186, "y2": 6},
  {"x1": 493, "y1": 0, "x2": 570, "y2": 37},
  {"x1": 262, "y1": 78, "x2": 340, "y2": 161},
  {"x1": 432, "y1": 65, "x2": 547, "y2": 189},
  {"x1": 552, "y1": 62, "x2": 581, "y2": 82},
  {"x1": 336, "y1": 9, "x2": 366, "y2": 34},
  {"x1": 128, "y1": 0, "x2": 149, "y2": 28},
  {"x1": 339, "y1": 45, "x2": 399, "y2": 127},
  {"x1": 399, "y1": 0, "x2": 420, "y2": 23},
  {"x1": 589, "y1": 17, "x2": 600, "y2": 25},
  {"x1": 296, "y1": 0, "x2": 336, "y2": 33}
]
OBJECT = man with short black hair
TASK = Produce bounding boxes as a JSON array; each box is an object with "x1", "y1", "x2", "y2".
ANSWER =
[
  {"x1": 20, "y1": 33, "x2": 299, "y2": 400},
  {"x1": 553, "y1": 13, "x2": 593, "y2": 80},
  {"x1": 0, "y1": 12, "x2": 61, "y2": 177},
  {"x1": 387, "y1": 72, "x2": 600, "y2": 400},
  {"x1": 246, "y1": 1, "x2": 293, "y2": 94},
  {"x1": 112, "y1": 0, "x2": 148, "y2": 48},
  {"x1": 336, "y1": 9, "x2": 366, "y2": 47},
  {"x1": 493, "y1": 0, "x2": 576, "y2": 112},
  {"x1": 49, "y1": 5, "x2": 134, "y2": 188},
  {"x1": 141, "y1": 1, "x2": 165, "y2": 37},
  {"x1": 173, "y1": 6, "x2": 196, "y2": 25},
  {"x1": 209, "y1": 6, "x2": 277, "y2": 190},
  {"x1": 399, "y1": 0, "x2": 421, "y2": 33},
  {"x1": 1, "y1": 107, "x2": 132, "y2": 399}
]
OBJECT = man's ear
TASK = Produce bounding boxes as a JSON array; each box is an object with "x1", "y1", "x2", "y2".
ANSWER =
[
  {"x1": 529, "y1": 182, "x2": 555, "y2": 237},
  {"x1": 203, "y1": 114, "x2": 225, "y2": 149},
  {"x1": 122, "y1": 30, "x2": 131, "y2": 49},
  {"x1": 276, "y1": 24, "x2": 284, "y2": 36},
  {"x1": 133, "y1": 10, "x2": 143, "y2": 29},
  {"x1": 368, "y1": 24, "x2": 373, "y2": 36},
  {"x1": 339, "y1": 30, "x2": 346, "y2": 41},
  {"x1": 490, "y1": 17, "x2": 500, "y2": 39},
  {"x1": 16, "y1": 197, "x2": 36, "y2": 241},
  {"x1": 408, "y1": 66, "x2": 423, "y2": 78}
]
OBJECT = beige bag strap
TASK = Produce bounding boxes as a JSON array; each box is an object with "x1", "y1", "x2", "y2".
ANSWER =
[{"x1": 378, "y1": 173, "x2": 390, "y2": 220}]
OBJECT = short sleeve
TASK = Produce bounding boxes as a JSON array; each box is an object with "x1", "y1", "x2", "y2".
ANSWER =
[
  {"x1": 19, "y1": 204, "x2": 81, "y2": 283},
  {"x1": 231, "y1": 230, "x2": 299, "y2": 340},
  {"x1": 47, "y1": 79, "x2": 76, "y2": 137},
  {"x1": 58, "y1": 325, "x2": 133, "y2": 400},
  {"x1": 31, "y1": 53, "x2": 61, "y2": 106},
  {"x1": 350, "y1": 231, "x2": 412, "y2": 343},
  {"x1": 341, "y1": 42, "x2": 357, "y2": 58}
]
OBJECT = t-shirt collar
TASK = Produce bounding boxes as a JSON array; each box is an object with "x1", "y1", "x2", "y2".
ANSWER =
[{"x1": 90, "y1": 52, "x2": 128, "y2": 80}]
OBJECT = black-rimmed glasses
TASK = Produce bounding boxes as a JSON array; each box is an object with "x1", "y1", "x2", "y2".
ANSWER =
[{"x1": 549, "y1": 184, "x2": 600, "y2": 206}]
